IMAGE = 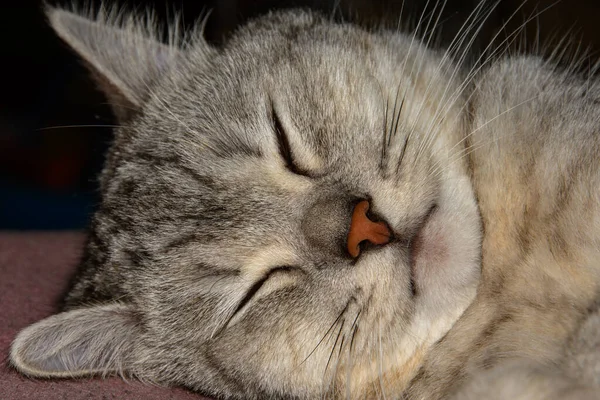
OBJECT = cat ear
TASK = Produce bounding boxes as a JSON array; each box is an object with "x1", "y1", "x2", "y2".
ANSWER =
[
  {"x1": 46, "y1": 6, "x2": 193, "y2": 121},
  {"x1": 10, "y1": 303, "x2": 140, "y2": 378}
]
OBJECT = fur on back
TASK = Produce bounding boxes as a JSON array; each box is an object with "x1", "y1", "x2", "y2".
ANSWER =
[{"x1": 9, "y1": 2, "x2": 600, "y2": 399}]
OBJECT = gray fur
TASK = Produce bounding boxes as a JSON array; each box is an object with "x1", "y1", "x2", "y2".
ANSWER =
[{"x1": 9, "y1": 3, "x2": 600, "y2": 399}]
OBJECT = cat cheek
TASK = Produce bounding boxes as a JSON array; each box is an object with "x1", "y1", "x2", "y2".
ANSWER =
[
  {"x1": 411, "y1": 209, "x2": 479, "y2": 299},
  {"x1": 411, "y1": 215, "x2": 449, "y2": 291},
  {"x1": 411, "y1": 223, "x2": 449, "y2": 269}
]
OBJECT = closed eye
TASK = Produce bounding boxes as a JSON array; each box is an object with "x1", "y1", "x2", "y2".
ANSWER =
[
  {"x1": 271, "y1": 102, "x2": 311, "y2": 177},
  {"x1": 218, "y1": 266, "x2": 302, "y2": 334}
]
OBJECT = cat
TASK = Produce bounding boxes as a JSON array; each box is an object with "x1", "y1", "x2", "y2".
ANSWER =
[{"x1": 9, "y1": 2, "x2": 600, "y2": 399}]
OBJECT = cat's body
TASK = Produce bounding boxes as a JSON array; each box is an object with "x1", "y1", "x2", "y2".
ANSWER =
[
  {"x1": 9, "y1": 4, "x2": 600, "y2": 399},
  {"x1": 411, "y1": 57, "x2": 600, "y2": 399}
]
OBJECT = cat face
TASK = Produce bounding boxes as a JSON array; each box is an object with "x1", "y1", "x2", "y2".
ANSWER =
[{"x1": 11, "y1": 8, "x2": 482, "y2": 399}]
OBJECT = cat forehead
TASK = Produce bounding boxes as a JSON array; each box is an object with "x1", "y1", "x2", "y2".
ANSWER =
[
  {"x1": 161, "y1": 11, "x2": 391, "y2": 105},
  {"x1": 136, "y1": 15, "x2": 392, "y2": 165}
]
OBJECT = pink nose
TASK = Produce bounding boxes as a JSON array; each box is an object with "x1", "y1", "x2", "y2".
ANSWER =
[{"x1": 346, "y1": 200, "x2": 392, "y2": 258}]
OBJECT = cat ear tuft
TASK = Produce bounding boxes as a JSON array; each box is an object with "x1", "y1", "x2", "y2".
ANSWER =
[
  {"x1": 10, "y1": 303, "x2": 140, "y2": 378},
  {"x1": 46, "y1": 6, "x2": 192, "y2": 121}
]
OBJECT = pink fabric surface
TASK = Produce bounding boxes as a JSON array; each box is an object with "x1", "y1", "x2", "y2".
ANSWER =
[{"x1": 0, "y1": 231, "x2": 207, "y2": 400}]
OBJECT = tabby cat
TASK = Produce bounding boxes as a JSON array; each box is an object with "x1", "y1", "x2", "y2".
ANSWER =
[{"x1": 9, "y1": 2, "x2": 600, "y2": 399}]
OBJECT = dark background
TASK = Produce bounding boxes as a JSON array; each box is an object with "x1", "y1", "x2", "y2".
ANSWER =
[{"x1": 2, "y1": 0, "x2": 599, "y2": 229}]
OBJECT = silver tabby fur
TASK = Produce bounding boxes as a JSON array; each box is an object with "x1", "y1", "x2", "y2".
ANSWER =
[{"x1": 10, "y1": 3, "x2": 600, "y2": 399}]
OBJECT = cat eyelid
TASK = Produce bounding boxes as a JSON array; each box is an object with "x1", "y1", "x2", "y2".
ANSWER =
[
  {"x1": 270, "y1": 103, "x2": 312, "y2": 177},
  {"x1": 218, "y1": 265, "x2": 303, "y2": 334},
  {"x1": 236, "y1": 265, "x2": 302, "y2": 314}
]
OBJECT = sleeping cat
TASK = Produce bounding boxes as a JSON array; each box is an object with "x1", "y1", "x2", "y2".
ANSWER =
[{"x1": 9, "y1": 2, "x2": 600, "y2": 399}]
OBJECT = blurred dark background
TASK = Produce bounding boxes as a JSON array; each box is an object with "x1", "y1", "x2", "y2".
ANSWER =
[{"x1": 1, "y1": 0, "x2": 599, "y2": 229}]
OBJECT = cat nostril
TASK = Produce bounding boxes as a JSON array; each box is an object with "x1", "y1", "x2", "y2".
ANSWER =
[{"x1": 347, "y1": 200, "x2": 392, "y2": 258}]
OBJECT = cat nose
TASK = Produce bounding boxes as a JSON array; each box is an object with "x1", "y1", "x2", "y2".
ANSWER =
[{"x1": 347, "y1": 200, "x2": 392, "y2": 258}]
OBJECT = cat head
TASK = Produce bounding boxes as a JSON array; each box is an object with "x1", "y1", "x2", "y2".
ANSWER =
[{"x1": 11, "y1": 5, "x2": 482, "y2": 398}]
